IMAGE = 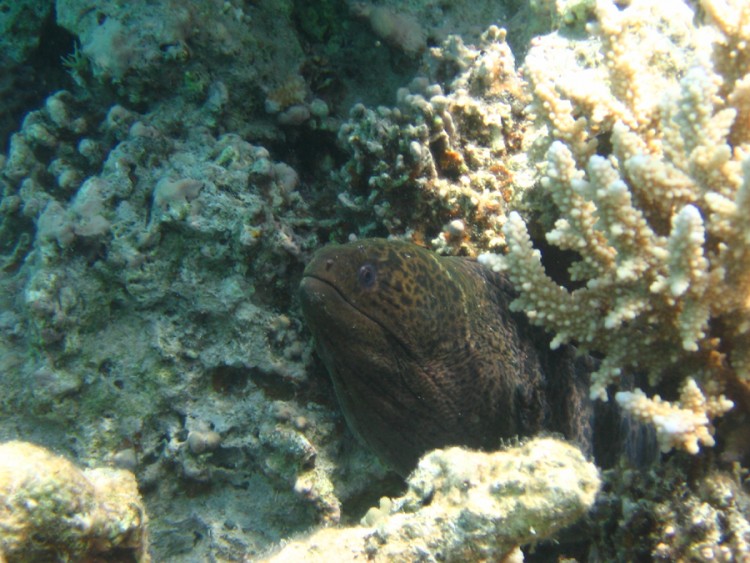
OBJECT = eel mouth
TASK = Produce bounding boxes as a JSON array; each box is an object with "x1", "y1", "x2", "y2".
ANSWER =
[
  {"x1": 299, "y1": 274, "x2": 412, "y2": 355},
  {"x1": 300, "y1": 274, "x2": 379, "y2": 330}
]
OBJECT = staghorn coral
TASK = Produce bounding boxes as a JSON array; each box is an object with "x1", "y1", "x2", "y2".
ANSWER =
[
  {"x1": 615, "y1": 378, "x2": 734, "y2": 455},
  {"x1": 479, "y1": 0, "x2": 750, "y2": 454},
  {"x1": 0, "y1": 440, "x2": 149, "y2": 562}
]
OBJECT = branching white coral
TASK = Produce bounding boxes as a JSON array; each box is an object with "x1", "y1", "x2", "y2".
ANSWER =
[
  {"x1": 615, "y1": 378, "x2": 733, "y2": 454},
  {"x1": 498, "y1": 0, "x2": 750, "y2": 453}
]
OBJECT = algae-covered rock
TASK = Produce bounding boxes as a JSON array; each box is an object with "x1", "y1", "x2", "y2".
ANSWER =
[
  {"x1": 0, "y1": 440, "x2": 149, "y2": 562},
  {"x1": 0, "y1": 0, "x2": 52, "y2": 64},
  {"x1": 265, "y1": 437, "x2": 600, "y2": 562}
]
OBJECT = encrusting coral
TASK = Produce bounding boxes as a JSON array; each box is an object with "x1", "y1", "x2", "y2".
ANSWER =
[
  {"x1": 479, "y1": 0, "x2": 750, "y2": 454},
  {"x1": 336, "y1": 25, "x2": 531, "y2": 255},
  {"x1": 0, "y1": 440, "x2": 149, "y2": 562},
  {"x1": 263, "y1": 437, "x2": 600, "y2": 562},
  {"x1": 592, "y1": 453, "x2": 750, "y2": 560}
]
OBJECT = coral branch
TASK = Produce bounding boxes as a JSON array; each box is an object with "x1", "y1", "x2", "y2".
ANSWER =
[{"x1": 498, "y1": 0, "x2": 750, "y2": 453}]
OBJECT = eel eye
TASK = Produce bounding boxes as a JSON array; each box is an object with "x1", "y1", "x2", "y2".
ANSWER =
[{"x1": 357, "y1": 263, "x2": 377, "y2": 289}]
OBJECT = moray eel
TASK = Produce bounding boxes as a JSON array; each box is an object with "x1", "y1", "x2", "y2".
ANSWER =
[{"x1": 299, "y1": 239, "x2": 594, "y2": 475}]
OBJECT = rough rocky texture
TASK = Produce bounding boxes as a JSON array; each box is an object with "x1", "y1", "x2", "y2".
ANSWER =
[
  {"x1": 0, "y1": 440, "x2": 149, "y2": 562},
  {"x1": 0, "y1": 0, "x2": 74, "y2": 154},
  {"x1": 0, "y1": 2, "x2": 556, "y2": 559},
  {"x1": 592, "y1": 454, "x2": 750, "y2": 561},
  {"x1": 0, "y1": 90, "x2": 393, "y2": 560},
  {"x1": 334, "y1": 26, "x2": 532, "y2": 255},
  {"x1": 55, "y1": 0, "x2": 304, "y2": 108},
  {"x1": 264, "y1": 438, "x2": 601, "y2": 562},
  {"x1": 0, "y1": 0, "x2": 53, "y2": 64}
]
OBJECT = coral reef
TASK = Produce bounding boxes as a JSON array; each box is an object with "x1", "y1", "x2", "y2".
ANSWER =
[
  {"x1": 478, "y1": 0, "x2": 750, "y2": 454},
  {"x1": 0, "y1": 89, "x2": 392, "y2": 559},
  {"x1": 347, "y1": 0, "x2": 530, "y2": 55},
  {"x1": 0, "y1": 440, "x2": 149, "y2": 562},
  {"x1": 55, "y1": 0, "x2": 305, "y2": 108},
  {"x1": 0, "y1": 2, "x2": 561, "y2": 560},
  {"x1": 592, "y1": 455, "x2": 750, "y2": 560},
  {"x1": 529, "y1": 0, "x2": 597, "y2": 33},
  {"x1": 335, "y1": 26, "x2": 531, "y2": 255},
  {"x1": 0, "y1": 1, "x2": 75, "y2": 154},
  {"x1": 3, "y1": 0, "x2": 750, "y2": 560},
  {"x1": 264, "y1": 438, "x2": 600, "y2": 562}
]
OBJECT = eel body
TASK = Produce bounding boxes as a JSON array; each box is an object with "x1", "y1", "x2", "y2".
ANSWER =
[{"x1": 299, "y1": 239, "x2": 594, "y2": 475}]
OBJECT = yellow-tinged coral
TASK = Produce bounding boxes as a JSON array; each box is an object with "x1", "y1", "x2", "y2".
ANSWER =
[
  {"x1": 487, "y1": 0, "x2": 750, "y2": 454},
  {"x1": 262, "y1": 438, "x2": 600, "y2": 562},
  {"x1": 615, "y1": 378, "x2": 733, "y2": 454},
  {"x1": 336, "y1": 26, "x2": 531, "y2": 255},
  {"x1": 0, "y1": 440, "x2": 149, "y2": 562}
]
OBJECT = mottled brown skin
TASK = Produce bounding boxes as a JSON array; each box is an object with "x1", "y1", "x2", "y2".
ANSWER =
[{"x1": 299, "y1": 239, "x2": 593, "y2": 475}]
